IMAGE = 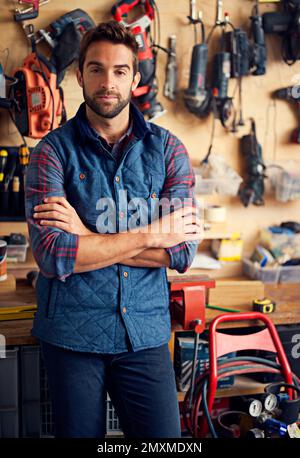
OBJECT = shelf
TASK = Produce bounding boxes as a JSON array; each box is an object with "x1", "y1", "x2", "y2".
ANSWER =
[
  {"x1": 7, "y1": 248, "x2": 38, "y2": 279},
  {"x1": 203, "y1": 222, "x2": 243, "y2": 240},
  {"x1": 177, "y1": 376, "x2": 268, "y2": 402},
  {"x1": 203, "y1": 222, "x2": 236, "y2": 240},
  {"x1": 0, "y1": 216, "x2": 26, "y2": 222},
  {"x1": 167, "y1": 262, "x2": 243, "y2": 279}
]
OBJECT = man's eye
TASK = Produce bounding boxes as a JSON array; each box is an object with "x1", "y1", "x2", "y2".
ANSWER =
[
  {"x1": 116, "y1": 71, "x2": 126, "y2": 76},
  {"x1": 91, "y1": 68, "x2": 101, "y2": 73}
]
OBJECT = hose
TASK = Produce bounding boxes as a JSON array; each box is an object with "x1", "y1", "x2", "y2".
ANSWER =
[{"x1": 182, "y1": 355, "x2": 300, "y2": 438}]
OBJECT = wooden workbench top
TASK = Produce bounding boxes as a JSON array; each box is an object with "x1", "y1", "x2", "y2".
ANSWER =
[{"x1": 1, "y1": 275, "x2": 300, "y2": 346}]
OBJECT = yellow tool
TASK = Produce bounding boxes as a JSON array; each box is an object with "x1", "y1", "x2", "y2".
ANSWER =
[
  {"x1": 252, "y1": 297, "x2": 276, "y2": 314},
  {"x1": 18, "y1": 144, "x2": 30, "y2": 188},
  {"x1": 0, "y1": 149, "x2": 8, "y2": 182},
  {"x1": 18, "y1": 144, "x2": 30, "y2": 167}
]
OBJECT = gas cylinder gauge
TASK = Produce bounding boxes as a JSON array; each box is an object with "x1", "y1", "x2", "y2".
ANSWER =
[
  {"x1": 263, "y1": 393, "x2": 278, "y2": 412},
  {"x1": 248, "y1": 399, "x2": 263, "y2": 417}
]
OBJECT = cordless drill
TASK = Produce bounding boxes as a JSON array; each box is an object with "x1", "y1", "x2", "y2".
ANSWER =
[{"x1": 273, "y1": 86, "x2": 300, "y2": 143}]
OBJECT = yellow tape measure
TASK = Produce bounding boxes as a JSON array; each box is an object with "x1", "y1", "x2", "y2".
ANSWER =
[{"x1": 252, "y1": 298, "x2": 276, "y2": 314}]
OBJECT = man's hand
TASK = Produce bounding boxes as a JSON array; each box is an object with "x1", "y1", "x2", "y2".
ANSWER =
[
  {"x1": 145, "y1": 206, "x2": 202, "y2": 248},
  {"x1": 33, "y1": 196, "x2": 93, "y2": 236}
]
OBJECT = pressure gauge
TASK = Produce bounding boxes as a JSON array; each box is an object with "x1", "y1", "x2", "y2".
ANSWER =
[
  {"x1": 248, "y1": 398, "x2": 263, "y2": 417},
  {"x1": 247, "y1": 428, "x2": 265, "y2": 439},
  {"x1": 263, "y1": 393, "x2": 278, "y2": 412}
]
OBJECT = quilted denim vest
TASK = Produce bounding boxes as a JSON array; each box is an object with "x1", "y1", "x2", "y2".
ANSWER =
[{"x1": 31, "y1": 103, "x2": 172, "y2": 353}]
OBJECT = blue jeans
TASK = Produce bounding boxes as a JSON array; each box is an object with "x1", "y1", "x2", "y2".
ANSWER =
[{"x1": 40, "y1": 340, "x2": 181, "y2": 438}]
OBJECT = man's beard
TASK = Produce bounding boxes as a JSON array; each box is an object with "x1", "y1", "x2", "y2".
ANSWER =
[{"x1": 83, "y1": 85, "x2": 132, "y2": 119}]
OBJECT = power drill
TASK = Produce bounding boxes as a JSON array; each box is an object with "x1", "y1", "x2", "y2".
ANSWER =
[{"x1": 273, "y1": 86, "x2": 300, "y2": 143}]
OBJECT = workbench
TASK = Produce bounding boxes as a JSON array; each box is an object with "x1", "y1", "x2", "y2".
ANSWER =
[
  {"x1": 1, "y1": 272, "x2": 300, "y2": 346},
  {"x1": 1, "y1": 270, "x2": 300, "y2": 407}
]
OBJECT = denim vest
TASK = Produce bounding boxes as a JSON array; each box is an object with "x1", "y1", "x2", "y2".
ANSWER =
[{"x1": 31, "y1": 103, "x2": 172, "y2": 353}]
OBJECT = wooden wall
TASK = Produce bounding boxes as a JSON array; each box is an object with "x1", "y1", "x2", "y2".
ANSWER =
[{"x1": 1, "y1": 0, "x2": 300, "y2": 253}]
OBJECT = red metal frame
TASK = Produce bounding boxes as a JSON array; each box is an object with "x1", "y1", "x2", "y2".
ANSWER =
[{"x1": 200, "y1": 312, "x2": 294, "y2": 436}]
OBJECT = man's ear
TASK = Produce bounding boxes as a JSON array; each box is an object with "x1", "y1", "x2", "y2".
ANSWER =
[
  {"x1": 77, "y1": 69, "x2": 83, "y2": 88},
  {"x1": 132, "y1": 71, "x2": 141, "y2": 92}
]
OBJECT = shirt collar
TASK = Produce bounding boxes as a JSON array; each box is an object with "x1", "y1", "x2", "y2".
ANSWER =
[
  {"x1": 88, "y1": 115, "x2": 133, "y2": 147},
  {"x1": 75, "y1": 101, "x2": 153, "y2": 144}
]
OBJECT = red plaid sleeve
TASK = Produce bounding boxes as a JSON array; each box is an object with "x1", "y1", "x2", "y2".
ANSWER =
[
  {"x1": 162, "y1": 132, "x2": 199, "y2": 273},
  {"x1": 25, "y1": 141, "x2": 79, "y2": 281}
]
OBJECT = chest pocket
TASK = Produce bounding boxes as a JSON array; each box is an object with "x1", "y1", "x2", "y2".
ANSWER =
[
  {"x1": 66, "y1": 170, "x2": 103, "y2": 226},
  {"x1": 123, "y1": 168, "x2": 165, "y2": 228}
]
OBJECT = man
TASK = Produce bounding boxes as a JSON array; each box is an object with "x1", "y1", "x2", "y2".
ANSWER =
[{"x1": 26, "y1": 21, "x2": 201, "y2": 438}]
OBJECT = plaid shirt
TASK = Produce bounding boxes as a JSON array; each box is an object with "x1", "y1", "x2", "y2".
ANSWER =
[{"x1": 26, "y1": 105, "x2": 197, "y2": 281}]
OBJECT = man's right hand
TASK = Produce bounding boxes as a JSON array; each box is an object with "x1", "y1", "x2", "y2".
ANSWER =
[{"x1": 144, "y1": 206, "x2": 202, "y2": 249}]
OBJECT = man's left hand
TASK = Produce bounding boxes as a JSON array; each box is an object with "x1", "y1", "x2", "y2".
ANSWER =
[{"x1": 33, "y1": 196, "x2": 93, "y2": 236}]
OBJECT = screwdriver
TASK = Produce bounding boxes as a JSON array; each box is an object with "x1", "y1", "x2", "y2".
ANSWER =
[
  {"x1": 0, "y1": 149, "x2": 8, "y2": 183},
  {"x1": 18, "y1": 144, "x2": 30, "y2": 188},
  {"x1": 4, "y1": 154, "x2": 17, "y2": 192}
]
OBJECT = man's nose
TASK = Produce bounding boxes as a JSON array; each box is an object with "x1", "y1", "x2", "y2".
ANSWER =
[{"x1": 100, "y1": 72, "x2": 115, "y2": 89}]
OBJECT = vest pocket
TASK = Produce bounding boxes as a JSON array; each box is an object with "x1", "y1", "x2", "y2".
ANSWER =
[
  {"x1": 67, "y1": 170, "x2": 102, "y2": 226},
  {"x1": 46, "y1": 279, "x2": 59, "y2": 319}
]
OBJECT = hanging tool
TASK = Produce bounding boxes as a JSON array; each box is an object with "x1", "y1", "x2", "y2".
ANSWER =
[
  {"x1": 13, "y1": 0, "x2": 40, "y2": 22},
  {"x1": 18, "y1": 143, "x2": 30, "y2": 188},
  {"x1": 11, "y1": 25, "x2": 66, "y2": 139},
  {"x1": 38, "y1": 8, "x2": 95, "y2": 49},
  {"x1": 12, "y1": 176, "x2": 20, "y2": 215},
  {"x1": 0, "y1": 150, "x2": 8, "y2": 183},
  {"x1": 273, "y1": 86, "x2": 300, "y2": 143},
  {"x1": 239, "y1": 118, "x2": 266, "y2": 207},
  {"x1": 249, "y1": 1, "x2": 267, "y2": 76},
  {"x1": 11, "y1": 51, "x2": 64, "y2": 138},
  {"x1": 111, "y1": 0, "x2": 165, "y2": 120},
  {"x1": 209, "y1": 2, "x2": 235, "y2": 129},
  {"x1": 0, "y1": 63, "x2": 19, "y2": 111},
  {"x1": 3, "y1": 153, "x2": 17, "y2": 193},
  {"x1": 163, "y1": 35, "x2": 177, "y2": 101},
  {"x1": 36, "y1": 9, "x2": 95, "y2": 84},
  {"x1": 263, "y1": 0, "x2": 300, "y2": 65},
  {"x1": 184, "y1": 1, "x2": 211, "y2": 118}
]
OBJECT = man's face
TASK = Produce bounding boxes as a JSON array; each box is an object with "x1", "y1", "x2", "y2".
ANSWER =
[{"x1": 77, "y1": 41, "x2": 140, "y2": 119}]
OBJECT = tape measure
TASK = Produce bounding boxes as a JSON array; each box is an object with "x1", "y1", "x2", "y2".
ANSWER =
[{"x1": 252, "y1": 297, "x2": 276, "y2": 314}]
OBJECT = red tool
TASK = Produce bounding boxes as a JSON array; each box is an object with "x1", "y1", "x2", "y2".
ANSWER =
[
  {"x1": 111, "y1": 0, "x2": 165, "y2": 120},
  {"x1": 169, "y1": 276, "x2": 215, "y2": 410},
  {"x1": 169, "y1": 276, "x2": 215, "y2": 333},
  {"x1": 12, "y1": 52, "x2": 65, "y2": 138}
]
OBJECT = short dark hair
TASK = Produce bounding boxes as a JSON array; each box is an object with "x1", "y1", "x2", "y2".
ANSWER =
[{"x1": 78, "y1": 21, "x2": 139, "y2": 75}]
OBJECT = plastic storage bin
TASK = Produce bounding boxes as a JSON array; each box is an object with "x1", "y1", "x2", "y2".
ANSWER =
[
  {"x1": 6, "y1": 242, "x2": 29, "y2": 262},
  {"x1": 195, "y1": 176, "x2": 241, "y2": 196},
  {"x1": 242, "y1": 258, "x2": 281, "y2": 284},
  {"x1": 279, "y1": 264, "x2": 300, "y2": 283},
  {"x1": 0, "y1": 347, "x2": 19, "y2": 438},
  {"x1": 275, "y1": 169, "x2": 300, "y2": 202}
]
